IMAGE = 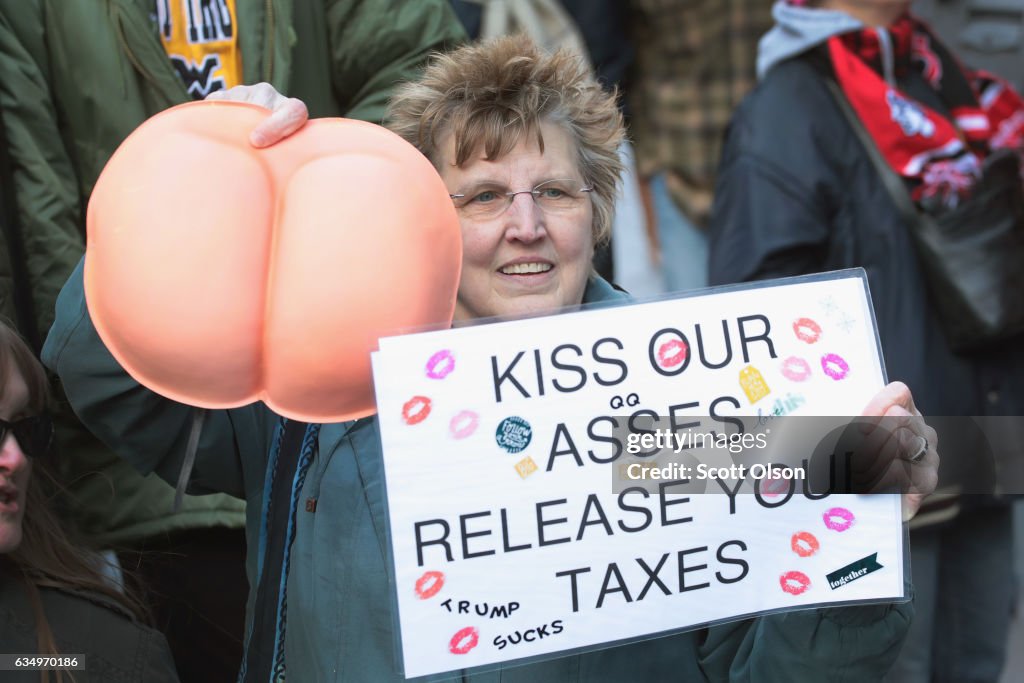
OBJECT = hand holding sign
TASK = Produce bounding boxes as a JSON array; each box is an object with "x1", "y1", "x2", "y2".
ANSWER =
[{"x1": 855, "y1": 381, "x2": 940, "y2": 521}]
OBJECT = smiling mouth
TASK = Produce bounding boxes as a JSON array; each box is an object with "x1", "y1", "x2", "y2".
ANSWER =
[{"x1": 500, "y1": 262, "x2": 552, "y2": 275}]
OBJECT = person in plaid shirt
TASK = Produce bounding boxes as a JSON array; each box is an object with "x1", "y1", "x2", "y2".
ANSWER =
[{"x1": 628, "y1": 0, "x2": 773, "y2": 292}]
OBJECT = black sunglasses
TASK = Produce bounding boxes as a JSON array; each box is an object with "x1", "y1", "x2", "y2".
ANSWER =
[{"x1": 0, "y1": 414, "x2": 54, "y2": 459}]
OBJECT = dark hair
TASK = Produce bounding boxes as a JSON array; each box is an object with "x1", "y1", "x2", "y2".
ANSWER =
[
  {"x1": 1, "y1": 320, "x2": 148, "y2": 683},
  {"x1": 0, "y1": 320, "x2": 49, "y2": 415}
]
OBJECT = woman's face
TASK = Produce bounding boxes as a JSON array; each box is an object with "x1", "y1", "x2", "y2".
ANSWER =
[
  {"x1": 0, "y1": 362, "x2": 32, "y2": 554},
  {"x1": 440, "y1": 121, "x2": 595, "y2": 322}
]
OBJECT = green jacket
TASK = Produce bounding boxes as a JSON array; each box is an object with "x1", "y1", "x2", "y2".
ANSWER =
[
  {"x1": 45, "y1": 265, "x2": 913, "y2": 681},
  {"x1": 0, "y1": 0, "x2": 466, "y2": 544}
]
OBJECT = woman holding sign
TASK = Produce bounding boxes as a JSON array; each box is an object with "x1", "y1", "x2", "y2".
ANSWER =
[{"x1": 44, "y1": 35, "x2": 937, "y2": 681}]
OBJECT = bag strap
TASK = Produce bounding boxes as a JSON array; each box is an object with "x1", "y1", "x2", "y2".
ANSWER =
[{"x1": 824, "y1": 79, "x2": 924, "y2": 228}]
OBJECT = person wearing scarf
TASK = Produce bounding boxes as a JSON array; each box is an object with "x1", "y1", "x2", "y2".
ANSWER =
[{"x1": 709, "y1": 2, "x2": 1024, "y2": 682}]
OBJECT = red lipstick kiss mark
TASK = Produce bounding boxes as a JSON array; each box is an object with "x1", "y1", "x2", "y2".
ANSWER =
[
  {"x1": 793, "y1": 318, "x2": 822, "y2": 344},
  {"x1": 414, "y1": 570, "x2": 445, "y2": 600},
  {"x1": 780, "y1": 571, "x2": 812, "y2": 596},
  {"x1": 426, "y1": 349, "x2": 455, "y2": 380},
  {"x1": 823, "y1": 506, "x2": 855, "y2": 532},
  {"x1": 759, "y1": 476, "x2": 791, "y2": 499},
  {"x1": 402, "y1": 396, "x2": 432, "y2": 425},
  {"x1": 820, "y1": 353, "x2": 850, "y2": 381},
  {"x1": 780, "y1": 356, "x2": 812, "y2": 382},
  {"x1": 657, "y1": 339, "x2": 688, "y2": 368},
  {"x1": 449, "y1": 410, "x2": 479, "y2": 440},
  {"x1": 791, "y1": 531, "x2": 820, "y2": 558},
  {"x1": 449, "y1": 626, "x2": 479, "y2": 655}
]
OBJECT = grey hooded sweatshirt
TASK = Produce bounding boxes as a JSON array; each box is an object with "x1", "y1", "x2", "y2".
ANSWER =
[{"x1": 757, "y1": 1, "x2": 864, "y2": 79}]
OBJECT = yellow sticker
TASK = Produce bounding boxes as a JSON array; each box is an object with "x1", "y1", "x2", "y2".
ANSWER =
[
  {"x1": 515, "y1": 456, "x2": 538, "y2": 479},
  {"x1": 740, "y1": 365, "x2": 771, "y2": 404}
]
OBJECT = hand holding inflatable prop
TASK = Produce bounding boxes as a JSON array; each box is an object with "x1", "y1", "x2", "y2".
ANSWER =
[{"x1": 85, "y1": 101, "x2": 461, "y2": 421}]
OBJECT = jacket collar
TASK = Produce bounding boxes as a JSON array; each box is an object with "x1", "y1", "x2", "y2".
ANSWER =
[
  {"x1": 109, "y1": 0, "x2": 189, "y2": 105},
  {"x1": 109, "y1": 0, "x2": 294, "y2": 103}
]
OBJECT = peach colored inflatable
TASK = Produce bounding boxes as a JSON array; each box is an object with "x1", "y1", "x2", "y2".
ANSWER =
[{"x1": 85, "y1": 101, "x2": 461, "y2": 422}]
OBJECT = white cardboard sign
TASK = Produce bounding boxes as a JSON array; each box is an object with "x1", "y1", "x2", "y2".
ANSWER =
[{"x1": 371, "y1": 271, "x2": 905, "y2": 678}]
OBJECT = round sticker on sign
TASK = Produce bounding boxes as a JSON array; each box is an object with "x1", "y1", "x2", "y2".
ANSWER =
[{"x1": 495, "y1": 416, "x2": 532, "y2": 454}]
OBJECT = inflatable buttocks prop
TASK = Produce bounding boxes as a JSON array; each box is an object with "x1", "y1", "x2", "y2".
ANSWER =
[{"x1": 85, "y1": 101, "x2": 462, "y2": 421}]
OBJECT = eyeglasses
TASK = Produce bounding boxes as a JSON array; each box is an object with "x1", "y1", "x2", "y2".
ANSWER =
[
  {"x1": 449, "y1": 179, "x2": 593, "y2": 220},
  {"x1": 1, "y1": 414, "x2": 54, "y2": 459}
]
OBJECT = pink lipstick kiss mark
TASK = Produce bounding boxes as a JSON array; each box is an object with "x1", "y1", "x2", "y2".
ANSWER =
[
  {"x1": 820, "y1": 353, "x2": 850, "y2": 381},
  {"x1": 657, "y1": 339, "x2": 688, "y2": 368},
  {"x1": 449, "y1": 626, "x2": 479, "y2": 655},
  {"x1": 823, "y1": 506, "x2": 855, "y2": 532},
  {"x1": 426, "y1": 349, "x2": 455, "y2": 380},
  {"x1": 449, "y1": 410, "x2": 479, "y2": 440},
  {"x1": 402, "y1": 396, "x2": 432, "y2": 426},
  {"x1": 791, "y1": 531, "x2": 820, "y2": 558},
  {"x1": 780, "y1": 571, "x2": 812, "y2": 596},
  {"x1": 780, "y1": 356, "x2": 812, "y2": 382},
  {"x1": 793, "y1": 318, "x2": 822, "y2": 344},
  {"x1": 414, "y1": 571, "x2": 445, "y2": 600}
]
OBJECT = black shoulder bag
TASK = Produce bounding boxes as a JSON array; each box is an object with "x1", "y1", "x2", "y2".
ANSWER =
[{"x1": 826, "y1": 79, "x2": 1024, "y2": 352}]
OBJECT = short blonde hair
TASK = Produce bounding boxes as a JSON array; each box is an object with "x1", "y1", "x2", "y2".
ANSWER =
[{"x1": 386, "y1": 34, "x2": 624, "y2": 246}]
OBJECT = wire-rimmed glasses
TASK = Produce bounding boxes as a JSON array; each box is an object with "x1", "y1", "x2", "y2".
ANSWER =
[{"x1": 449, "y1": 179, "x2": 593, "y2": 220}]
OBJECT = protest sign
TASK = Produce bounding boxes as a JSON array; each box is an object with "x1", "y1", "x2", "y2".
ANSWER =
[{"x1": 371, "y1": 270, "x2": 905, "y2": 678}]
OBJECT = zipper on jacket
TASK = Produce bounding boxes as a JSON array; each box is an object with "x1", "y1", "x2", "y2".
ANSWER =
[{"x1": 264, "y1": 0, "x2": 275, "y2": 83}]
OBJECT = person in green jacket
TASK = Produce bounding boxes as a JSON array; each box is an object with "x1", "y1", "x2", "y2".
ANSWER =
[
  {"x1": 0, "y1": 1, "x2": 466, "y2": 680},
  {"x1": 44, "y1": 34, "x2": 937, "y2": 681}
]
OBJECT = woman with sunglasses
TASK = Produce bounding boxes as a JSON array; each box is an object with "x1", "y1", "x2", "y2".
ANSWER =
[{"x1": 0, "y1": 320, "x2": 178, "y2": 682}]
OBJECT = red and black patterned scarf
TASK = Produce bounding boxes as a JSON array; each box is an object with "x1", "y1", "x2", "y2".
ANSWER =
[{"x1": 828, "y1": 15, "x2": 1024, "y2": 210}]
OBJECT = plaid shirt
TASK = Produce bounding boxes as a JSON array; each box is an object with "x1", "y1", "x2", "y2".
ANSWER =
[{"x1": 628, "y1": 0, "x2": 773, "y2": 226}]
